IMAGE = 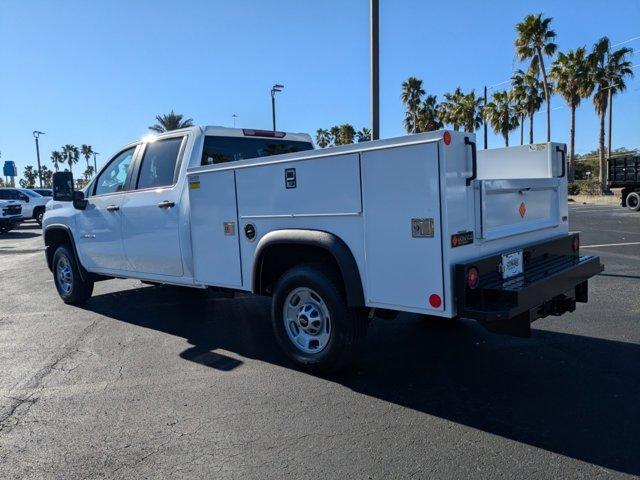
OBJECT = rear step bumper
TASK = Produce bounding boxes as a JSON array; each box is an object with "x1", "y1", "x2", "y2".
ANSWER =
[{"x1": 455, "y1": 235, "x2": 604, "y2": 337}]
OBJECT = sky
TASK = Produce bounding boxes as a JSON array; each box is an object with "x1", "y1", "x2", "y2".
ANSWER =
[{"x1": 1, "y1": 0, "x2": 638, "y2": 179}]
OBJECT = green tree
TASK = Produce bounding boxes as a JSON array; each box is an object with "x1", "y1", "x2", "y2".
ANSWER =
[
  {"x1": 515, "y1": 13, "x2": 557, "y2": 142},
  {"x1": 483, "y1": 90, "x2": 519, "y2": 147},
  {"x1": 439, "y1": 87, "x2": 465, "y2": 131},
  {"x1": 337, "y1": 124, "x2": 356, "y2": 145},
  {"x1": 61, "y1": 144, "x2": 80, "y2": 176},
  {"x1": 81, "y1": 144, "x2": 94, "y2": 175},
  {"x1": 83, "y1": 165, "x2": 95, "y2": 181},
  {"x1": 511, "y1": 69, "x2": 543, "y2": 144},
  {"x1": 50, "y1": 150, "x2": 63, "y2": 171},
  {"x1": 459, "y1": 90, "x2": 483, "y2": 133},
  {"x1": 416, "y1": 95, "x2": 443, "y2": 132},
  {"x1": 40, "y1": 165, "x2": 53, "y2": 187},
  {"x1": 148, "y1": 110, "x2": 194, "y2": 133},
  {"x1": 550, "y1": 47, "x2": 593, "y2": 180},
  {"x1": 401, "y1": 77, "x2": 426, "y2": 133},
  {"x1": 510, "y1": 71, "x2": 529, "y2": 145},
  {"x1": 356, "y1": 127, "x2": 372, "y2": 143},
  {"x1": 19, "y1": 165, "x2": 38, "y2": 188},
  {"x1": 315, "y1": 128, "x2": 331, "y2": 148},
  {"x1": 329, "y1": 126, "x2": 341, "y2": 145}
]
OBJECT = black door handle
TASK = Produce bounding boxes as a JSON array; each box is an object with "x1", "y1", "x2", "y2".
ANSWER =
[
  {"x1": 465, "y1": 137, "x2": 478, "y2": 186},
  {"x1": 556, "y1": 145, "x2": 566, "y2": 178},
  {"x1": 106, "y1": 205, "x2": 119, "y2": 212},
  {"x1": 158, "y1": 200, "x2": 175, "y2": 209}
]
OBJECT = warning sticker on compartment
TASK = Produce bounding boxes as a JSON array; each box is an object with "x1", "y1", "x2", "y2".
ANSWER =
[{"x1": 188, "y1": 175, "x2": 200, "y2": 189}]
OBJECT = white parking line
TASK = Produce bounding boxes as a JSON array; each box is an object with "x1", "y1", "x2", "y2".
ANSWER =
[{"x1": 582, "y1": 241, "x2": 640, "y2": 248}]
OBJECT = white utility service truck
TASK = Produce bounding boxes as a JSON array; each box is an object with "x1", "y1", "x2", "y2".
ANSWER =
[{"x1": 44, "y1": 127, "x2": 603, "y2": 371}]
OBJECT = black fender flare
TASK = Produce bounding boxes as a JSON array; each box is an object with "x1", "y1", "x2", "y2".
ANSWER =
[
  {"x1": 43, "y1": 224, "x2": 87, "y2": 281},
  {"x1": 252, "y1": 229, "x2": 365, "y2": 306}
]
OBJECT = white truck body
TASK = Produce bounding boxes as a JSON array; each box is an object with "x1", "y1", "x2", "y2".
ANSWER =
[{"x1": 43, "y1": 126, "x2": 602, "y2": 370}]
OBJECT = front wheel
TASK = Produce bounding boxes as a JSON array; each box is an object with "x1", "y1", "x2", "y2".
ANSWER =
[
  {"x1": 52, "y1": 245, "x2": 94, "y2": 304},
  {"x1": 626, "y1": 192, "x2": 640, "y2": 211},
  {"x1": 35, "y1": 208, "x2": 45, "y2": 226},
  {"x1": 271, "y1": 264, "x2": 368, "y2": 373}
]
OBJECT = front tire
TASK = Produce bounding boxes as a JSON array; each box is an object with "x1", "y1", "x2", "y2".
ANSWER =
[
  {"x1": 626, "y1": 192, "x2": 640, "y2": 211},
  {"x1": 271, "y1": 264, "x2": 368, "y2": 373},
  {"x1": 52, "y1": 245, "x2": 94, "y2": 304},
  {"x1": 34, "y1": 208, "x2": 45, "y2": 226}
]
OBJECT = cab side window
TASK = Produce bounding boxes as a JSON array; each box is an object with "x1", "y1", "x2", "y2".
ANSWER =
[
  {"x1": 94, "y1": 147, "x2": 136, "y2": 196},
  {"x1": 136, "y1": 137, "x2": 184, "y2": 190}
]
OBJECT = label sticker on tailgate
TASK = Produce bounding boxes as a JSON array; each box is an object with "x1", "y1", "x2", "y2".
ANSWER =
[{"x1": 451, "y1": 231, "x2": 474, "y2": 248}]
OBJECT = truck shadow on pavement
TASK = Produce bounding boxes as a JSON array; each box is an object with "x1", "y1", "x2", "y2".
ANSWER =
[{"x1": 85, "y1": 285, "x2": 640, "y2": 476}]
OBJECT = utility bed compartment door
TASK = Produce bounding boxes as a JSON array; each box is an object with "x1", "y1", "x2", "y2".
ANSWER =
[
  {"x1": 188, "y1": 170, "x2": 243, "y2": 288},
  {"x1": 362, "y1": 142, "x2": 444, "y2": 313},
  {"x1": 477, "y1": 178, "x2": 560, "y2": 241}
]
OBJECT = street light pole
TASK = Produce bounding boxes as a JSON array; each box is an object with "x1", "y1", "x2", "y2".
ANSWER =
[
  {"x1": 92, "y1": 152, "x2": 99, "y2": 173},
  {"x1": 607, "y1": 87, "x2": 613, "y2": 158},
  {"x1": 33, "y1": 131, "x2": 45, "y2": 187},
  {"x1": 370, "y1": 0, "x2": 379, "y2": 140},
  {"x1": 270, "y1": 84, "x2": 284, "y2": 131},
  {"x1": 483, "y1": 85, "x2": 488, "y2": 149}
]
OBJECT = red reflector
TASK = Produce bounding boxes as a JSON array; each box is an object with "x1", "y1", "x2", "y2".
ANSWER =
[
  {"x1": 467, "y1": 267, "x2": 479, "y2": 289},
  {"x1": 429, "y1": 294, "x2": 442, "y2": 308},
  {"x1": 242, "y1": 129, "x2": 286, "y2": 138},
  {"x1": 443, "y1": 131, "x2": 451, "y2": 145},
  {"x1": 572, "y1": 235, "x2": 580, "y2": 253}
]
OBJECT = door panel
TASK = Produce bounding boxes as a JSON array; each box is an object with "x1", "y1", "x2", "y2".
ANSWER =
[
  {"x1": 120, "y1": 187, "x2": 184, "y2": 276},
  {"x1": 188, "y1": 170, "x2": 242, "y2": 287},
  {"x1": 76, "y1": 195, "x2": 129, "y2": 271},
  {"x1": 362, "y1": 143, "x2": 444, "y2": 312}
]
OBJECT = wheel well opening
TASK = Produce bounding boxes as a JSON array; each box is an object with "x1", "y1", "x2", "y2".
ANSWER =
[
  {"x1": 44, "y1": 228, "x2": 72, "y2": 270},
  {"x1": 256, "y1": 244, "x2": 344, "y2": 297}
]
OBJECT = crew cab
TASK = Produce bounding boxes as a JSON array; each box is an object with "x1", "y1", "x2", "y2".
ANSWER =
[
  {"x1": 0, "y1": 199, "x2": 22, "y2": 233},
  {"x1": 0, "y1": 187, "x2": 49, "y2": 225},
  {"x1": 43, "y1": 127, "x2": 603, "y2": 371}
]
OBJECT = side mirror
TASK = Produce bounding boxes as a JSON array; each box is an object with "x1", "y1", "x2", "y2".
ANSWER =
[
  {"x1": 72, "y1": 191, "x2": 88, "y2": 210},
  {"x1": 52, "y1": 171, "x2": 74, "y2": 202}
]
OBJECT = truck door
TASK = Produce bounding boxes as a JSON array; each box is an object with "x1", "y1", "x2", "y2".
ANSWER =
[
  {"x1": 188, "y1": 170, "x2": 242, "y2": 288},
  {"x1": 120, "y1": 136, "x2": 185, "y2": 276},
  {"x1": 76, "y1": 146, "x2": 137, "y2": 271}
]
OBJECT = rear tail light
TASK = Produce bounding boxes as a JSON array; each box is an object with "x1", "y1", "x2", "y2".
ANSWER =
[
  {"x1": 467, "y1": 266, "x2": 479, "y2": 289},
  {"x1": 242, "y1": 129, "x2": 286, "y2": 138},
  {"x1": 572, "y1": 235, "x2": 580, "y2": 253}
]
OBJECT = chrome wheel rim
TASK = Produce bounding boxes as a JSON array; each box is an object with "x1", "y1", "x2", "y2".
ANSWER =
[
  {"x1": 283, "y1": 287, "x2": 331, "y2": 354},
  {"x1": 56, "y1": 256, "x2": 73, "y2": 296}
]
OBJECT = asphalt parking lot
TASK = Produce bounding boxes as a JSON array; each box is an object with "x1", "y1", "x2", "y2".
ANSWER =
[{"x1": 1, "y1": 204, "x2": 639, "y2": 479}]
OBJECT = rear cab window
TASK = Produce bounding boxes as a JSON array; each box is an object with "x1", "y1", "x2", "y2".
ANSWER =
[
  {"x1": 201, "y1": 136, "x2": 313, "y2": 166},
  {"x1": 137, "y1": 137, "x2": 184, "y2": 189}
]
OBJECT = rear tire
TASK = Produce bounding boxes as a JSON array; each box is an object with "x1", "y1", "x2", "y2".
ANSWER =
[
  {"x1": 52, "y1": 245, "x2": 94, "y2": 304},
  {"x1": 626, "y1": 192, "x2": 640, "y2": 211},
  {"x1": 34, "y1": 208, "x2": 45, "y2": 226},
  {"x1": 271, "y1": 264, "x2": 368, "y2": 373}
]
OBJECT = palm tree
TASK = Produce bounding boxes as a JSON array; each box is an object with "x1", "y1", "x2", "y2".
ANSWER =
[
  {"x1": 83, "y1": 165, "x2": 95, "y2": 182},
  {"x1": 338, "y1": 124, "x2": 356, "y2": 145},
  {"x1": 416, "y1": 95, "x2": 443, "y2": 132},
  {"x1": 589, "y1": 37, "x2": 634, "y2": 192},
  {"x1": 316, "y1": 128, "x2": 331, "y2": 148},
  {"x1": 50, "y1": 151, "x2": 63, "y2": 172},
  {"x1": 80, "y1": 144, "x2": 94, "y2": 172},
  {"x1": 483, "y1": 90, "x2": 519, "y2": 147},
  {"x1": 401, "y1": 77, "x2": 425, "y2": 133},
  {"x1": 458, "y1": 91, "x2": 483, "y2": 133},
  {"x1": 511, "y1": 69, "x2": 544, "y2": 143},
  {"x1": 148, "y1": 110, "x2": 194, "y2": 133},
  {"x1": 515, "y1": 13, "x2": 557, "y2": 141},
  {"x1": 61, "y1": 144, "x2": 80, "y2": 176},
  {"x1": 329, "y1": 126, "x2": 341, "y2": 145},
  {"x1": 511, "y1": 71, "x2": 529, "y2": 145},
  {"x1": 439, "y1": 87, "x2": 465, "y2": 131},
  {"x1": 550, "y1": 47, "x2": 593, "y2": 180},
  {"x1": 356, "y1": 127, "x2": 372, "y2": 142}
]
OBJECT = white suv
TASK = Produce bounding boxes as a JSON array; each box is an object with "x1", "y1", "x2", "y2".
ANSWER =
[{"x1": 0, "y1": 188, "x2": 49, "y2": 225}]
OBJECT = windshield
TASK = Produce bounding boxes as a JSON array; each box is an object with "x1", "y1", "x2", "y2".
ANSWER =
[
  {"x1": 201, "y1": 136, "x2": 313, "y2": 165},
  {"x1": 20, "y1": 189, "x2": 42, "y2": 198}
]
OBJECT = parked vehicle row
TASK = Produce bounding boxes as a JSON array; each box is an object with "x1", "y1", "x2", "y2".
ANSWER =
[
  {"x1": 0, "y1": 187, "x2": 51, "y2": 226},
  {"x1": 0, "y1": 199, "x2": 22, "y2": 233}
]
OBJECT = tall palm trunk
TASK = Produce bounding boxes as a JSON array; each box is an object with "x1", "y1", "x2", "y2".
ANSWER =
[
  {"x1": 520, "y1": 115, "x2": 525, "y2": 145},
  {"x1": 568, "y1": 104, "x2": 576, "y2": 182},
  {"x1": 503, "y1": 130, "x2": 509, "y2": 147},
  {"x1": 529, "y1": 113, "x2": 534, "y2": 144},
  {"x1": 536, "y1": 47, "x2": 551, "y2": 142},
  {"x1": 598, "y1": 109, "x2": 607, "y2": 193}
]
